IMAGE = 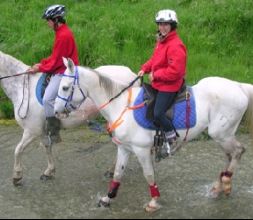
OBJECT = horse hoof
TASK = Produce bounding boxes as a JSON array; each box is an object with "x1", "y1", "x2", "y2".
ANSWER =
[
  {"x1": 145, "y1": 204, "x2": 161, "y2": 213},
  {"x1": 144, "y1": 200, "x2": 161, "y2": 213},
  {"x1": 13, "y1": 178, "x2": 22, "y2": 186},
  {"x1": 40, "y1": 174, "x2": 54, "y2": 181},
  {"x1": 98, "y1": 199, "x2": 110, "y2": 208},
  {"x1": 104, "y1": 171, "x2": 114, "y2": 179},
  {"x1": 223, "y1": 185, "x2": 232, "y2": 196}
]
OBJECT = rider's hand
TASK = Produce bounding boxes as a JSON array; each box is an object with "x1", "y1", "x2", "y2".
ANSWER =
[
  {"x1": 149, "y1": 72, "x2": 154, "y2": 82},
  {"x1": 138, "y1": 70, "x2": 145, "y2": 77},
  {"x1": 27, "y1": 64, "x2": 40, "y2": 74}
]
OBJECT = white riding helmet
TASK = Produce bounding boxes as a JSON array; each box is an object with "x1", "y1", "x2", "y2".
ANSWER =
[
  {"x1": 42, "y1": 4, "x2": 66, "y2": 19},
  {"x1": 155, "y1": 9, "x2": 178, "y2": 24}
]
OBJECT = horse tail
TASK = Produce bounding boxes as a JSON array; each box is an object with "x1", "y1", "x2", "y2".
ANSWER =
[{"x1": 240, "y1": 83, "x2": 253, "y2": 138}]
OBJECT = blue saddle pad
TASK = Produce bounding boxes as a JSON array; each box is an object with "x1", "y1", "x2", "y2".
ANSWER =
[
  {"x1": 36, "y1": 74, "x2": 47, "y2": 106},
  {"x1": 133, "y1": 87, "x2": 197, "y2": 130}
]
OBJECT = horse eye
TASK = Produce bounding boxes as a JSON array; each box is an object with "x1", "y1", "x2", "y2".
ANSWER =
[{"x1": 63, "y1": 86, "x2": 69, "y2": 92}]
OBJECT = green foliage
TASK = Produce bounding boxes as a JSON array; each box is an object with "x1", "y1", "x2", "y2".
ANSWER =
[
  {"x1": 0, "y1": 0, "x2": 253, "y2": 118},
  {"x1": 0, "y1": 101, "x2": 14, "y2": 119}
]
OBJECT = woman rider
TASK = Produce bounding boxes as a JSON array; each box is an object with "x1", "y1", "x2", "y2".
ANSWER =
[
  {"x1": 27, "y1": 5, "x2": 79, "y2": 146},
  {"x1": 138, "y1": 9, "x2": 187, "y2": 157}
]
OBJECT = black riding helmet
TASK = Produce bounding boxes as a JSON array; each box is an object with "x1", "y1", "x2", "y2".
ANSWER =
[{"x1": 42, "y1": 4, "x2": 65, "y2": 20}]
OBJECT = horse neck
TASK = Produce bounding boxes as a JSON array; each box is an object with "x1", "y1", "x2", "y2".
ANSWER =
[
  {"x1": 0, "y1": 52, "x2": 29, "y2": 102},
  {"x1": 79, "y1": 68, "x2": 130, "y2": 122}
]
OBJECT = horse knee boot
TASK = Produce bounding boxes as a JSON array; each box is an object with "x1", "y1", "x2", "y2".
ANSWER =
[{"x1": 43, "y1": 117, "x2": 62, "y2": 146}]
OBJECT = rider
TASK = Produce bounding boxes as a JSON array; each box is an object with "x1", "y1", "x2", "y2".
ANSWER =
[
  {"x1": 27, "y1": 4, "x2": 79, "y2": 146},
  {"x1": 138, "y1": 9, "x2": 187, "y2": 154}
]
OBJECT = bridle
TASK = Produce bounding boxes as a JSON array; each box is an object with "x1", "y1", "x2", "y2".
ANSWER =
[{"x1": 57, "y1": 67, "x2": 86, "y2": 111}]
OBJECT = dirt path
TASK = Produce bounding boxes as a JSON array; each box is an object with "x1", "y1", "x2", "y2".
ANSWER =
[{"x1": 0, "y1": 123, "x2": 253, "y2": 218}]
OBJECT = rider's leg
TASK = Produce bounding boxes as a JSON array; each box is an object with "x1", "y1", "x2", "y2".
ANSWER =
[
  {"x1": 43, "y1": 74, "x2": 63, "y2": 146},
  {"x1": 153, "y1": 91, "x2": 177, "y2": 155}
]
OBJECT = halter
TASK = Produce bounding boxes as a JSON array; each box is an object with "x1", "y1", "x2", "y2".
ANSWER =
[{"x1": 57, "y1": 67, "x2": 86, "y2": 111}]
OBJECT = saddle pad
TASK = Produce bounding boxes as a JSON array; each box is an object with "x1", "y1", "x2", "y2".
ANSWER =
[
  {"x1": 133, "y1": 87, "x2": 197, "y2": 130},
  {"x1": 36, "y1": 74, "x2": 47, "y2": 106}
]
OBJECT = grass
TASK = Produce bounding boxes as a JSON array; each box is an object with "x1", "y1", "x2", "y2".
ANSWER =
[{"x1": 0, "y1": 0, "x2": 253, "y2": 117}]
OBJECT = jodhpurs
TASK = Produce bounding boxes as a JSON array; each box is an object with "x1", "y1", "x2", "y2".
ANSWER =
[
  {"x1": 153, "y1": 91, "x2": 177, "y2": 132},
  {"x1": 43, "y1": 74, "x2": 62, "y2": 117}
]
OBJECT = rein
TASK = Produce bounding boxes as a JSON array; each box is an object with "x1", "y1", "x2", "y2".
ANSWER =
[
  {"x1": 59, "y1": 67, "x2": 142, "y2": 112},
  {"x1": 0, "y1": 71, "x2": 30, "y2": 119},
  {"x1": 98, "y1": 75, "x2": 141, "y2": 110},
  {"x1": 0, "y1": 72, "x2": 28, "y2": 80},
  {"x1": 58, "y1": 68, "x2": 143, "y2": 134}
]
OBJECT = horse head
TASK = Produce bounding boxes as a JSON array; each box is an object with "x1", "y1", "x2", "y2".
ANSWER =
[{"x1": 55, "y1": 57, "x2": 87, "y2": 118}]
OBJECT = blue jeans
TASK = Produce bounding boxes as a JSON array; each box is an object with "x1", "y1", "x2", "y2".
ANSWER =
[{"x1": 153, "y1": 91, "x2": 177, "y2": 132}]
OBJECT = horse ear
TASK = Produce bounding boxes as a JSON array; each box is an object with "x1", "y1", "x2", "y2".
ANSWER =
[
  {"x1": 67, "y1": 58, "x2": 75, "y2": 74},
  {"x1": 62, "y1": 57, "x2": 68, "y2": 68}
]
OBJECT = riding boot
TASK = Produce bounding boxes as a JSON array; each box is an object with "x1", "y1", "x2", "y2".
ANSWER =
[{"x1": 43, "y1": 117, "x2": 62, "y2": 146}]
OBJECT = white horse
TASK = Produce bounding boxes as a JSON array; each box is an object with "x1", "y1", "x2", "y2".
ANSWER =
[
  {"x1": 0, "y1": 51, "x2": 140, "y2": 185},
  {"x1": 55, "y1": 58, "x2": 253, "y2": 212}
]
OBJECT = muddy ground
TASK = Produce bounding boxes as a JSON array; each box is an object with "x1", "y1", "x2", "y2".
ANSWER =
[{"x1": 0, "y1": 122, "x2": 253, "y2": 219}]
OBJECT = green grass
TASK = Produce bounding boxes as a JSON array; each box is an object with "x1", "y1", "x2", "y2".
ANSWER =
[{"x1": 0, "y1": 0, "x2": 253, "y2": 117}]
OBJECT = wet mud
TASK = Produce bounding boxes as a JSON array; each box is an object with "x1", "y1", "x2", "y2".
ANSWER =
[{"x1": 0, "y1": 123, "x2": 253, "y2": 218}]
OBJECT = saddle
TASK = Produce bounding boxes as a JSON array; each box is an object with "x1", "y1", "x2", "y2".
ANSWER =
[{"x1": 143, "y1": 81, "x2": 189, "y2": 121}]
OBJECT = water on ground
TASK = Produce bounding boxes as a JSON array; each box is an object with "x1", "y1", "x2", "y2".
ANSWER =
[{"x1": 0, "y1": 123, "x2": 253, "y2": 219}]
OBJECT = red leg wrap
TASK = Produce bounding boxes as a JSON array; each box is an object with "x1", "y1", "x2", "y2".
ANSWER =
[
  {"x1": 149, "y1": 183, "x2": 160, "y2": 198},
  {"x1": 109, "y1": 180, "x2": 120, "y2": 191},
  {"x1": 108, "y1": 180, "x2": 120, "y2": 199}
]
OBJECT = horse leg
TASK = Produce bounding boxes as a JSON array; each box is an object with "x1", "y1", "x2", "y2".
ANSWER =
[
  {"x1": 39, "y1": 142, "x2": 56, "y2": 181},
  {"x1": 207, "y1": 111, "x2": 246, "y2": 198},
  {"x1": 219, "y1": 138, "x2": 245, "y2": 195},
  {"x1": 13, "y1": 130, "x2": 36, "y2": 186},
  {"x1": 209, "y1": 137, "x2": 245, "y2": 197},
  {"x1": 133, "y1": 146, "x2": 161, "y2": 213},
  {"x1": 98, "y1": 145, "x2": 130, "y2": 208},
  {"x1": 104, "y1": 143, "x2": 117, "y2": 179},
  {"x1": 104, "y1": 158, "x2": 115, "y2": 179}
]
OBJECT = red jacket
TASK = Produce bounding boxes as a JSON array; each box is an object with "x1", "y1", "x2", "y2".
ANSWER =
[
  {"x1": 141, "y1": 30, "x2": 187, "y2": 92},
  {"x1": 39, "y1": 24, "x2": 79, "y2": 74}
]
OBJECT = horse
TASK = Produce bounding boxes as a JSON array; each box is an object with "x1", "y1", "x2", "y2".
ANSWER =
[
  {"x1": 54, "y1": 57, "x2": 253, "y2": 212},
  {"x1": 0, "y1": 51, "x2": 140, "y2": 186}
]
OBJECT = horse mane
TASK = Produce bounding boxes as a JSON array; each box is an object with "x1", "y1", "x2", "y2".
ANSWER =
[
  {"x1": 84, "y1": 67, "x2": 127, "y2": 99},
  {"x1": 0, "y1": 51, "x2": 27, "y2": 75}
]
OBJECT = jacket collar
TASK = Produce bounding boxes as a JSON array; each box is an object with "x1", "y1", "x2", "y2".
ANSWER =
[
  {"x1": 55, "y1": 23, "x2": 67, "y2": 32},
  {"x1": 158, "y1": 30, "x2": 177, "y2": 43}
]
